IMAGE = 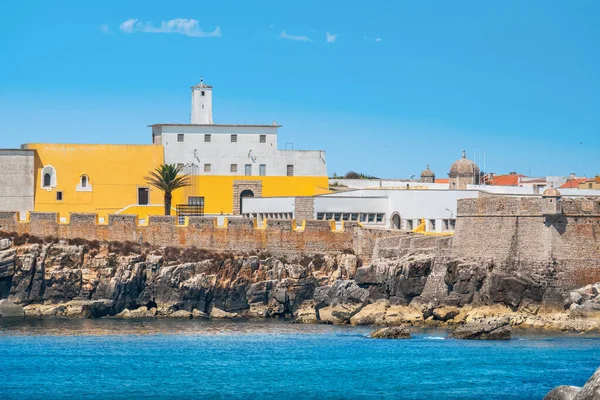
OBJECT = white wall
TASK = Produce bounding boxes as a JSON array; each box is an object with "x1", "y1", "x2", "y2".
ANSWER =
[
  {"x1": 330, "y1": 179, "x2": 447, "y2": 190},
  {"x1": 154, "y1": 124, "x2": 327, "y2": 176},
  {"x1": 242, "y1": 197, "x2": 295, "y2": 214}
]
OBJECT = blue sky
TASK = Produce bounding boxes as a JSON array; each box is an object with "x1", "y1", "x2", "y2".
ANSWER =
[{"x1": 1, "y1": 0, "x2": 599, "y2": 179}]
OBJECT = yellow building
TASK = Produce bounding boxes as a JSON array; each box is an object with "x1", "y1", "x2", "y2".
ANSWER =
[
  {"x1": 23, "y1": 143, "x2": 165, "y2": 220},
  {"x1": 579, "y1": 177, "x2": 600, "y2": 190}
]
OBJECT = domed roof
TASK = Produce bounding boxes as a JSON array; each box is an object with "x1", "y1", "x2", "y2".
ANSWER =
[
  {"x1": 449, "y1": 150, "x2": 480, "y2": 177},
  {"x1": 542, "y1": 187, "x2": 561, "y2": 197},
  {"x1": 421, "y1": 165, "x2": 435, "y2": 177}
]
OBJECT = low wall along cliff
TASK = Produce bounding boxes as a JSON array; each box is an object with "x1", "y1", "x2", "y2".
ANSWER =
[{"x1": 0, "y1": 212, "x2": 394, "y2": 262}]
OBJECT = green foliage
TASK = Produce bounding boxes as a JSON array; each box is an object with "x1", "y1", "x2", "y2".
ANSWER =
[{"x1": 145, "y1": 164, "x2": 191, "y2": 215}]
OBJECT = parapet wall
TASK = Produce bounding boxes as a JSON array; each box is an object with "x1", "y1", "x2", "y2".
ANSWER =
[
  {"x1": 453, "y1": 196, "x2": 600, "y2": 289},
  {"x1": 0, "y1": 212, "x2": 395, "y2": 261}
]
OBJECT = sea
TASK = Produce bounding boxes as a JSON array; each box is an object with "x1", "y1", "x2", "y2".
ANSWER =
[{"x1": 1, "y1": 318, "x2": 599, "y2": 400}]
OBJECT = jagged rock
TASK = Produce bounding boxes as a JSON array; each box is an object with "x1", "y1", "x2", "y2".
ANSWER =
[
  {"x1": 451, "y1": 317, "x2": 511, "y2": 340},
  {"x1": 0, "y1": 238, "x2": 11, "y2": 251},
  {"x1": 314, "y1": 280, "x2": 369, "y2": 306},
  {"x1": 370, "y1": 326, "x2": 411, "y2": 339},
  {"x1": 318, "y1": 303, "x2": 364, "y2": 325},
  {"x1": 432, "y1": 306, "x2": 460, "y2": 322},
  {"x1": 384, "y1": 305, "x2": 424, "y2": 326},
  {"x1": 573, "y1": 367, "x2": 600, "y2": 400},
  {"x1": 294, "y1": 302, "x2": 318, "y2": 324},
  {"x1": 168, "y1": 310, "x2": 192, "y2": 318},
  {"x1": 543, "y1": 386, "x2": 581, "y2": 400},
  {"x1": 0, "y1": 299, "x2": 24, "y2": 317},
  {"x1": 192, "y1": 309, "x2": 208, "y2": 319},
  {"x1": 115, "y1": 306, "x2": 157, "y2": 318},
  {"x1": 350, "y1": 301, "x2": 389, "y2": 326},
  {"x1": 210, "y1": 307, "x2": 237, "y2": 319}
]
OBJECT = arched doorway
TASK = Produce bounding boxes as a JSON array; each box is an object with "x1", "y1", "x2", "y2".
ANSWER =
[
  {"x1": 239, "y1": 189, "x2": 254, "y2": 215},
  {"x1": 391, "y1": 213, "x2": 401, "y2": 229}
]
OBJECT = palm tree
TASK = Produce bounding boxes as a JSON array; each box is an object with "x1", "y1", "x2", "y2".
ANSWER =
[{"x1": 145, "y1": 164, "x2": 191, "y2": 216}]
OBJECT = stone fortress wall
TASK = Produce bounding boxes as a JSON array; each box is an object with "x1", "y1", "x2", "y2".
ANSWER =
[
  {"x1": 452, "y1": 195, "x2": 600, "y2": 289},
  {"x1": 0, "y1": 212, "x2": 397, "y2": 262}
]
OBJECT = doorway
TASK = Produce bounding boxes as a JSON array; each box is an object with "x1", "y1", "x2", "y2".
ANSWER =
[{"x1": 239, "y1": 189, "x2": 254, "y2": 215}]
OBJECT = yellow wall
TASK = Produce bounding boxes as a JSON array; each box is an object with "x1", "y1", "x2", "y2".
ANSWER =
[
  {"x1": 172, "y1": 175, "x2": 330, "y2": 215},
  {"x1": 25, "y1": 144, "x2": 164, "y2": 219},
  {"x1": 579, "y1": 179, "x2": 600, "y2": 190}
]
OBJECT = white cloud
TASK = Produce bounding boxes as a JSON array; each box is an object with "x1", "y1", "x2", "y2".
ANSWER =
[
  {"x1": 279, "y1": 30, "x2": 312, "y2": 42},
  {"x1": 375, "y1": 37, "x2": 382, "y2": 42},
  {"x1": 119, "y1": 18, "x2": 221, "y2": 37},
  {"x1": 100, "y1": 24, "x2": 111, "y2": 34},
  {"x1": 325, "y1": 32, "x2": 337, "y2": 43}
]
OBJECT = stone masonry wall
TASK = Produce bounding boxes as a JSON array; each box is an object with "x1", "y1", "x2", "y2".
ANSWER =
[
  {"x1": 0, "y1": 212, "x2": 397, "y2": 262},
  {"x1": 452, "y1": 196, "x2": 600, "y2": 289},
  {"x1": 294, "y1": 197, "x2": 315, "y2": 223}
]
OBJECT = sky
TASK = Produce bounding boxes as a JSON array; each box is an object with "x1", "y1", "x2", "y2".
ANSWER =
[{"x1": 1, "y1": 0, "x2": 599, "y2": 179}]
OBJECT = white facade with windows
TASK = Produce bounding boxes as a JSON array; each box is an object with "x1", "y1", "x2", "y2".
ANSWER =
[{"x1": 151, "y1": 79, "x2": 327, "y2": 177}]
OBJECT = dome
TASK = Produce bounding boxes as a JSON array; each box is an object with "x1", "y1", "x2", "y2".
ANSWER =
[
  {"x1": 542, "y1": 187, "x2": 561, "y2": 197},
  {"x1": 420, "y1": 165, "x2": 435, "y2": 178},
  {"x1": 449, "y1": 150, "x2": 480, "y2": 177}
]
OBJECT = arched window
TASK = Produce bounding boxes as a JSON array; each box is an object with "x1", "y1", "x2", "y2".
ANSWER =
[
  {"x1": 81, "y1": 175, "x2": 87, "y2": 188},
  {"x1": 76, "y1": 174, "x2": 92, "y2": 192},
  {"x1": 43, "y1": 173, "x2": 51, "y2": 187},
  {"x1": 41, "y1": 165, "x2": 56, "y2": 189}
]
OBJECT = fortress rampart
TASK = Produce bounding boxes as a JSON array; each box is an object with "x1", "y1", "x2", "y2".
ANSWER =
[
  {"x1": 452, "y1": 196, "x2": 600, "y2": 289},
  {"x1": 0, "y1": 212, "x2": 395, "y2": 262}
]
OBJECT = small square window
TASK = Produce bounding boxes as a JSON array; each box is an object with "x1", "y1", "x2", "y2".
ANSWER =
[
  {"x1": 360, "y1": 214, "x2": 367, "y2": 222},
  {"x1": 325, "y1": 213, "x2": 333, "y2": 220},
  {"x1": 231, "y1": 134, "x2": 237, "y2": 143},
  {"x1": 204, "y1": 134, "x2": 211, "y2": 143},
  {"x1": 177, "y1": 134, "x2": 184, "y2": 142},
  {"x1": 376, "y1": 214, "x2": 384, "y2": 223},
  {"x1": 56, "y1": 191, "x2": 63, "y2": 201},
  {"x1": 316, "y1": 213, "x2": 325, "y2": 220},
  {"x1": 350, "y1": 213, "x2": 359, "y2": 221},
  {"x1": 286, "y1": 165, "x2": 294, "y2": 176},
  {"x1": 204, "y1": 164, "x2": 211, "y2": 173},
  {"x1": 245, "y1": 164, "x2": 252, "y2": 176},
  {"x1": 334, "y1": 213, "x2": 341, "y2": 221},
  {"x1": 230, "y1": 164, "x2": 237, "y2": 173},
  {"x1": 368, "y1": 214, "x2": 375, "y2": 223},
  {"x1": 259, "y1": 164, "x2": 266, "y2": 176},
  {"x1": 259, "y1": 135, "x2": 266, "y2": 143},
  {"x1": 342, "y1": 213, "x2": 350, "y2": 221},
  {"x1": 201, "y1": 91, "x2": 205, "y2": 96}
]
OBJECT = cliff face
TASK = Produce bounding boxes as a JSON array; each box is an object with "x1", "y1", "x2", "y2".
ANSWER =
[{"x1": 0, "y1": 235, "x2": 598, "y2": 330}]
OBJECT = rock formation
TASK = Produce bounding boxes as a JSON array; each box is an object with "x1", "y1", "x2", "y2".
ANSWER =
[
  {"x1": 370, "y1": 327, "x2": 411, "y2": 339},
  {"x1": 0, "y1": 236, "x2": 598, "y2": 332},
  {"x1": 544, "y1": 367, "x2": 600, "y2": 400},
  {"x1": 450, "y1": 316, "x2": 511, "y2": 340}
]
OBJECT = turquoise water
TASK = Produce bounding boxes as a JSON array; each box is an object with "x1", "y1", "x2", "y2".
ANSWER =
[{"x1": 1, "y1": 319, "x2": 599, "y2": 399}]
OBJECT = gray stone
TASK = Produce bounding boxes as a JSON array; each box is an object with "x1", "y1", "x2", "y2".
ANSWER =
[
  {"x1": 574, "y1": 367, "x2": 600, "y2": 400},
  {"x1": 0, "y1": 299, "x2": 25, "y2": 318},
  {"x1": 543, "y1": 386, "x2": 581, "y2": 400},
  {"x1": 370, "y1": 327, "x2": 411, "y2": 339},
  {"x1": 451, "y1": 317, "x2": 511, "y2": 340}
]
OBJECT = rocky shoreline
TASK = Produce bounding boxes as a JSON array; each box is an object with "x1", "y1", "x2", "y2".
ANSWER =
[{"x1": 0, "y1": 236, "x2": 599, "y2": 333}]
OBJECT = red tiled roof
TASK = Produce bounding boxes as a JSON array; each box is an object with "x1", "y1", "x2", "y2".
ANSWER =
[
  {"x1": 560, "y1": 178, "x2": 587, "y2": 189},
  {"x1": 435, "y1": 178, "x2": 449, "y2": 184},
  {"x1": 488, "y1": 174, "x2": 524, "y2": 186}
]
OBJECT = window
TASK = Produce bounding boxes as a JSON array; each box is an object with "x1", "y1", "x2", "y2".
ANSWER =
[
  {"x1": 334, "y1": 213, "x2": 341, "y2": 221},
  {"x1": 325, "y1": 213, "x2": 333, "y2": 220},
  {"x1": 316, "y1": 213, "x2": 325, "y2": 220},
  {"x1": 376, "y1": 214, "x2": 384, "y2": 223},
  {"x1": 81, "y1": 175, "x2": 87, "y2": 188},
  {"x1": 287, "y1": 165, "x2": 294, "y2": 176},
  {"x1": 56, "y1": 191, "x2": 63, "y2": 201},
  {"x1": 204, "y1": 164, "x2": 211, "y2": 173},
  {"x1": 429, "y1": 219, "x2": 436, "y2": 231},
  {"x1": 360, "y1": 214, "x2": 367, "y2": 222},
  {"x1": 259, "y1": 164, "x2": 266, "y2": 176},
  {"x1": 43, "y1": 173, "x2": 52, "y2": 187},
  {"x1": 342, "y1": 213, "x2": 350, "y2": 221},
  {"x1": 259, "y1": 135, "x2": 266, "y2": 143},
  {"x1": 204, "y1": 134, "x2": 211, "y2": 142},
  {"x1": 201, "y1": 91, "x2": 205, "y2": 96},
  {"x1": 350, "y1": 213, "x2": 359, "y2": 221},
  {"x1": 231, "y1": 134, "x2": 237, "y2": 143},
  {"x1": 590, "y1": 183, "x2": 594, "y2": 189},
  {"x1": 368, "y1": 214, "x2": 375, "y2": 223},
  {"x1": 230, "y1": 164, "x2": 238, "y2": 173},
  {"x1": 138, "y1": 188, "x2": 149, "y2": 205},
  {"x1": 188, "y1": 196, "x2": 204, "y2": 206},
  {"x1": 177, "y1": 134, "x2": 184, "y2": 142},
  {"x1": 245, "y1": 164, "x2": 252, "y2": 176}
]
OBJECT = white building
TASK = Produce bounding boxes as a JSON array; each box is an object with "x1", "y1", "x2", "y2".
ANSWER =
[{"x1": 150, "y1": 79, "x2": 327, "y2": 177}]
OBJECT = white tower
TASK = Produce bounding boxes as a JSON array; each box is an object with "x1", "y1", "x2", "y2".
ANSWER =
[{"x1": 191, "y1": 77, "x2": 213, "y2": 124}]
